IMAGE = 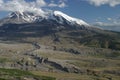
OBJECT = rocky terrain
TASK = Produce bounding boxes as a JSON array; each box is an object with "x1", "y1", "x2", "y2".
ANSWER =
[{"x1": 0, "y1": 11, "x2": 120, "y2": 80}]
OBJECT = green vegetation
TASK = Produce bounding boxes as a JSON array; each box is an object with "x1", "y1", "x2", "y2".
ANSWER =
[
  {"x1": 0, "y1": 68, "x2": 55, "y2": 80},
  {"x1": 0, "y1": 58, "x2": 8, "y2": 63},
  {"x1": 32, "y1": 70, "x2": 120, "y2": 80}
]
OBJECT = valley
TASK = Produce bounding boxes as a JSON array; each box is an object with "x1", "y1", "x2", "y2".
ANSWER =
[{"x1": 0, "y1": 34, "x2": 120, "y2": 80}]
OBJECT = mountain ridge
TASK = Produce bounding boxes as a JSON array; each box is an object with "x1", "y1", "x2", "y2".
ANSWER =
[{"x1": 0, "y1": 10, "x2": 89, "y2": 27}]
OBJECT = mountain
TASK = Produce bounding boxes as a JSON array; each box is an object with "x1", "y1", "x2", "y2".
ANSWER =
[
  {"x1": 0, "y1": 10, "x2": 120, "y2": 50},
  {"x1": 0, "y1": 10, "x2": 120, "y2": 80},
  {"x1": 0, "y1": 11, "x2": 89, "y2": 26}
]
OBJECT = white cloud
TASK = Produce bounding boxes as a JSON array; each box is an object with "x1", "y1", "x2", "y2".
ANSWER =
[
  {"x1": 93, "y1": 21, "x2": 120, "y2": 32},
  {"x1": 48, "y1": 0, "x2": 67, "y2": 8},
  {"x1": 0, "y1": 0, "x2": 3, "y2": 4},
  {"x1": 94, "y1": 17, "x2": 120, "y2": 26},
  {"x1": 94, "y1": 22, "x2": 115, "y2": 26},
  {"x1": 59, "y1": 1, "x2": 66, "y2": 8},
  {"x1": 36, "y1": 0, "x2": 46, "y2": 7},
  {"x1": 0, "y1": 0, "x2": 67, "y2": 14},
  {"x1": 48, "y1": 0, "x2": 58, "y2": 7},
  {"x1": 87, "y1": 0, "x2": 120, "y2": 7},
  {"x1": 107, "y1": 18, "x2": 112, "y2": 21},
  {"x1": 93, "y1": 16, "x2": 120, "y2": 32},
  {"x1": 0, "y1": 0, "x2": 3, "y2": 6}
]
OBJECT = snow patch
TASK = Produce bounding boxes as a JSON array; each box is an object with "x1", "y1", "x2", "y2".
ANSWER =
[{"x1": 54, "y1": 11, "x2": 89, "y2": 26}]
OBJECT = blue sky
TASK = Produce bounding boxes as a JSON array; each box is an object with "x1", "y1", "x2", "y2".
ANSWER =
[{"x1": 0, "y1": 0, "x2": 120, "y2": 31}]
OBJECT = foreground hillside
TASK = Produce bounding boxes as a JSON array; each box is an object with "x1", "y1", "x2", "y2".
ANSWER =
[
  {"x1": 0, "y1": 41, "x2": 120, "y2": 80},
  {"x1": 0, "y1": 68, "x2": 55, "y2": 80}
]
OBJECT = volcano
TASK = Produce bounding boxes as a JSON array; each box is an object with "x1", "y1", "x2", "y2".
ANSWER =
[{"x1": 0, "y1": 10, "x2": 120, "y2": 50}]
